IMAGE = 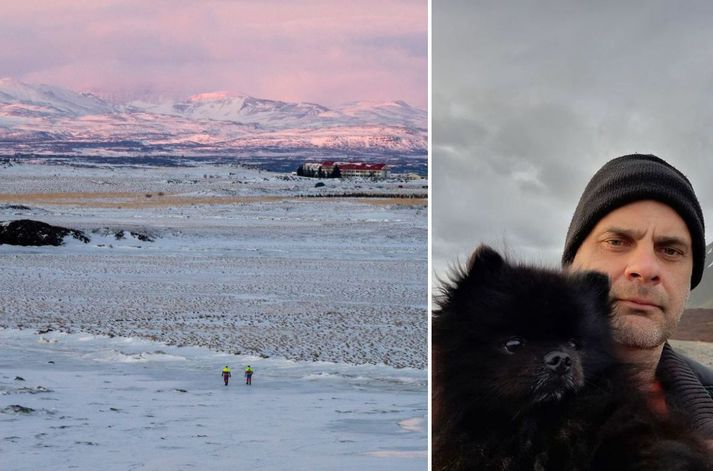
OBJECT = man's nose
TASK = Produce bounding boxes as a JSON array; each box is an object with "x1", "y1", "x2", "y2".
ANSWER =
[{"x1": 624, "y1": 244, "x2": 661, "y2": 284}]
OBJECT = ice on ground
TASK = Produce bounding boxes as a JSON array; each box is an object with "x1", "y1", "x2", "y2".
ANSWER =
[
  {"x1": 398, "y1": 417, "x2": 425, "y2": 433},
  {"x1": 365, "y1": 450, "x2": 427, "y2": 459},
  {"x1": 0, "y1": 328, "x2": 427, "y2": 471},
  {"x1": 89, "y1": 349, "x2": 188, "y2": 363}
]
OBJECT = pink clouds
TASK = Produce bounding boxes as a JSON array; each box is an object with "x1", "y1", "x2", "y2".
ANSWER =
[{"x1": 0, "y1": 0, "x2": 426, "y2": 107}]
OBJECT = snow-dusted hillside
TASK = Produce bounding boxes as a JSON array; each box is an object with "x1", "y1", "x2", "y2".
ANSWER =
[
  {"x1": 0, "y1": 79, "x2": 426, "y2": 156},
  {"x1": 0, "y1": 78, "x2": 115, "y2": 117},
  {"x1": 128, "y1": 92, "x2": 333, "y2": 128},
  {"x1": 334, "y1": 100, "x2": 426, "y2": 128}
]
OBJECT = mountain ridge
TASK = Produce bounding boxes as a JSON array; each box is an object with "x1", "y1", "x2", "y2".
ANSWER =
[{"x1": 0, "y1": 79, "x2": 426, "y2": 157}]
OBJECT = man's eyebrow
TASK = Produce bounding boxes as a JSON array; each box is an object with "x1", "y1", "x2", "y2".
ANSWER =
[
  {"x1": 601, "y1": 226, "x2": 690, "y2": 249},
  {"x1": 654, "y1": 236, "x2": 690, "y2": 249},
  {"x1": 600, "y1": 226, "x2": 643, "y2": 239}
]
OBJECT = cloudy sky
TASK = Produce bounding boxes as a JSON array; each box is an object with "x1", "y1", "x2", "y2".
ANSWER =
[
  {"x1": 433, "y1": 0, "x2": 713, "y2": 278},
  {"x1": 0, "y1": 0, "x2": 426, "y2": 107}
]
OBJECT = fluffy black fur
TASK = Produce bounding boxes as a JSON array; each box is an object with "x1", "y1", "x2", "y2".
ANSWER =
[{"x1": 432, "y1": 245, "x2": 711, "y2": 471}]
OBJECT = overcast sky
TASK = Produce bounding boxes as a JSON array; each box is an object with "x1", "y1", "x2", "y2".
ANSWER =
[
  {"x1": 433, "y1": 0, "x2": 713, "y2": 279},
  {"x1": 0, "y1": 0, "x2": 426, "y2": 107}
]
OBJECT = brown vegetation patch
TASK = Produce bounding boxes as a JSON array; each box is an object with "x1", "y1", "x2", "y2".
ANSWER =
[
  {"x1": 0, "y1": 192, "x2": 427, "y2": 208},
  {"x1": 672, "y1": 309, "x2": 713, "y2": 342},
  {"x1": 353, "y1": 197, "x2": 427, "y2": 207},
  {"x1": 0, "y1": 192, "x2": 285, "y2": 208}
]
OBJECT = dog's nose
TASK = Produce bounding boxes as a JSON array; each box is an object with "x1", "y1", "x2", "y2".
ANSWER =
[{"x1": 544, "y1": 351, "x2": 571, "y2": 374}]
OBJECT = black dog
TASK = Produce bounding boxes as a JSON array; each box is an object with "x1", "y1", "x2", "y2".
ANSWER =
[{"x1": 432, "y1": 245, "x2": 711, "y2": 471}]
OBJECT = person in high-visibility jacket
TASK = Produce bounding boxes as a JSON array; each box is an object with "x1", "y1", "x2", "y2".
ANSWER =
[
  {"x1": 222, "y1": 365, "x2": 232, "y2": 386},
  {"x1": 244, "y1": 365, "x2": 254, "y2": 385}
]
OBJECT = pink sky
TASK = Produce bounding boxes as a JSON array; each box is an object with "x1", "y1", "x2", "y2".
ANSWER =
[{"x1": 0, "y1": 0, "x2": 426, "y2": 107}]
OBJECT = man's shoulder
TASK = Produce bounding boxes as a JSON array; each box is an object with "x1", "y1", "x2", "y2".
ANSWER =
[
  {"x1": 658, "y1": 343, "x2": 713, "y2": 438},
  {"x1": 673, "y1": 348, "x2": 713, "y2": 396},
  {"x1": 660, "y1": 343, "x2": 713, "y2": 398}
]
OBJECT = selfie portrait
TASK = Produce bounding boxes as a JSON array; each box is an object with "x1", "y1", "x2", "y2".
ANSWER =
[{"x1": 432, "y1": 1, "x2": 713, "y2": 469}]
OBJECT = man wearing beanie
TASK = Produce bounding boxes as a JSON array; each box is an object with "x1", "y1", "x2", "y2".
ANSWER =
[{"x1": 563, "y1": 154, "x2": 713, "y2": 437}]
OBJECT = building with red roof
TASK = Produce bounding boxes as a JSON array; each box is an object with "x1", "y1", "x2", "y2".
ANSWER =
[
  {"x1": 336, "y1": 162, "x2": 390, "y2": 178},
  {"x1": 298, "y1": 160, "x2": 390, "y2": 179}
]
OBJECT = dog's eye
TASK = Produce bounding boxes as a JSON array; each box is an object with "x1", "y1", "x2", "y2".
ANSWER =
[
  {"x1": 568, "y1": 339, "x2": 580, "y2": 349},
  {"x1": 504, "y1": 337, "x2": 525, "y2": 353}
]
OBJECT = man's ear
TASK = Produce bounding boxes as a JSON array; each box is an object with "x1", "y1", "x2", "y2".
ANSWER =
[{"x1": 466, "y1": 244, "x2": 505, "y2": 279}]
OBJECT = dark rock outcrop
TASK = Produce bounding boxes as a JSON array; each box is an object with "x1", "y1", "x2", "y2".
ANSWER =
[
  {"x1": 0, "y1": 219, "x2": 89, "y2": 246},
  {"x1": 2, "y1": 405, "x2": 35, "y2": 414},
  {"x1": 131, "y1": 231, "x2": 154, "y2": 242},
  {"x1": 114, "y1": 230, "x2": 154, "y2": 242}
]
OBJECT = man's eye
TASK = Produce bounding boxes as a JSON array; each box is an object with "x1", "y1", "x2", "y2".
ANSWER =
[
  {"x1": 602, "y1": 238, "x2": 631, "y2": 251},
  {"x1": 661, "y1": 247, "x2": 683, "y2": 257},
  {"x1": 504, "y1": 337, "x2": 525, "y2": 353}
]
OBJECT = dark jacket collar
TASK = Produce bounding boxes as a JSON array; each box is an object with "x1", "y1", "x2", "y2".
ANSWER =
[{"x1": 657, "y1": 342, "x2": 713, "y2": 438}]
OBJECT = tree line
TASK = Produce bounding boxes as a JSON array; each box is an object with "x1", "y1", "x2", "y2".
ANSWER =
[{"x1": 296, "y1": 164, "x2": 342, "y2": 178}]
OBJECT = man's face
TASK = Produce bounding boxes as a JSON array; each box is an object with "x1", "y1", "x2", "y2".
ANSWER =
[{"x1": 570, "y1": 200, "x2": 693, "y2": 349}]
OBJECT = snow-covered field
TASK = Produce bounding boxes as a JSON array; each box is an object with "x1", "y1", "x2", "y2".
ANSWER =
[
  {"x1": 0, "y1": 160, "x2": 427, "y2": 470},
  {"x1": 0, "y1": 161, "x2": 427, "y2": 368}
]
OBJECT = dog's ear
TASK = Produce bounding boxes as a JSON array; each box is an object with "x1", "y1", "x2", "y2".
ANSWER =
[
  {"x1": 575, "y1": 270, "x2": 611, "y2": 314},
  {"x1": 579, "y1": 270, "x2": 610, "y2": 296},
  {"x1": 466, "y1": 244, "x2": 505, "y2": 278}
]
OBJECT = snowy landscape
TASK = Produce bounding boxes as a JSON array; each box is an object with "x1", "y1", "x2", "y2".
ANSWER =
[{"x1": 0, "y1": 159, "x2": 428, "y2": 470}]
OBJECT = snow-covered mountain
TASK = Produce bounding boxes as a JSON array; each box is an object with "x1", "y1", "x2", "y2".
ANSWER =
[
  {"x1": 0, "y1": 79, "x2": 426, "y2": 156},
  {"x1": 335, "y1": 100, "x2": 426, "y2": 128},
  {"x1": 128, "y1": 92, "x2": 335, "y2": 129},
  {"x1": 0, "y1": 78, "x2": 115, "y2": 117}
]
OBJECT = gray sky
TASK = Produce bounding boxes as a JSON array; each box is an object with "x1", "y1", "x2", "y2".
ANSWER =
[{"x1": 433, "y1": 0, "x2": 713, "y2": 279}]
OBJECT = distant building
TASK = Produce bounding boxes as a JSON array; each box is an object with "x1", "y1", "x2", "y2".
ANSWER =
[
  {"x1": 337, "y1": 163, "x2": 390, "y2": 178},
  {"x1": 320, "y1": 161, "x2": 336, "y2": 175},
  {"x1": 297, "y1": 160, "x2": 390, "y2": 179}
]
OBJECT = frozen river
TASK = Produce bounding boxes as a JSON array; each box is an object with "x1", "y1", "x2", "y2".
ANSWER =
[{"x1": 0, "y1": 329, "x2": 427, "y2": 471}]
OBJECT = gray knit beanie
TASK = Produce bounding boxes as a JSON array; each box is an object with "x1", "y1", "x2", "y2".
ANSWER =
[{"x1": 562, "y1": 154, "x2": 705, "y2": 289}]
